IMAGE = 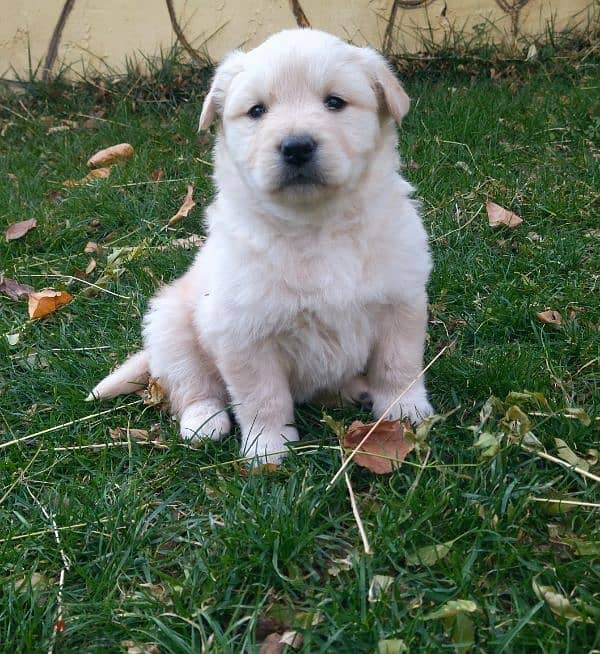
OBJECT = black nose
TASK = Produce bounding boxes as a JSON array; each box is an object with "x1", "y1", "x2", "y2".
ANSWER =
[{"x1": 280, "y1": 134, "x2": 317, "y2": 166}]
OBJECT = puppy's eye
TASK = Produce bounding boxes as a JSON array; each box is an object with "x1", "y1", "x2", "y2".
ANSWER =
[
  {"x1": 324, "y1": 96, "x2": 346, "y2": 111},
  {"x1": 247, "y1": 103, "x2": 267, "y2": 119}
]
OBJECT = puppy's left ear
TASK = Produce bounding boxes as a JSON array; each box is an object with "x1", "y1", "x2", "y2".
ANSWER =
[
  {"x1": 362, "y1": 48, "x2": 410, "y2": 123},
  {"x1": 199, "y1": 50, "x2": 246, "y2": 130}
]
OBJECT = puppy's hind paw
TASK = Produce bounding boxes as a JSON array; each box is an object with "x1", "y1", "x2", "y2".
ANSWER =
[
  {"x1": 372, "y1": 386, "x2": 434, "y2": 425},
  {"x1": 241, "y1": 425, "x2": 299, "y2": 466}
]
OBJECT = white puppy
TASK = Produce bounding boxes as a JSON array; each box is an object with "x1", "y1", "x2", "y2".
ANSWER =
[{"x1": 89, "y1": 29, "x2": 434, "y2": 463}]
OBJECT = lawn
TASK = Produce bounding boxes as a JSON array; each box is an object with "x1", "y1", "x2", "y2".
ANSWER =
[{"x1": 1, "y1": 43, "x2": 599, "y2": 653}]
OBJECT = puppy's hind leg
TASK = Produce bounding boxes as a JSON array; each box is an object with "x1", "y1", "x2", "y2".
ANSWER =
[{"x1": 143, "y1": 278, "x2": 230, "y2": 442}]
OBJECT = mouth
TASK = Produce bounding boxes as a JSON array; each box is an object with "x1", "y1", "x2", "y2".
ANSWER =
[{"x1": 277, "y1": 167, "x2": 327, "y2": 191}]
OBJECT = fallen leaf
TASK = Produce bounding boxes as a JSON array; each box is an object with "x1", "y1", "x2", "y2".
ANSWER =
[
  {"x1": 342, "y1": 419, "x2": 414, "y2": 474},
  {"x1": 532, "y1": 577, "x2": 592, "y2": 622},
  {"x1": 505, "y1": 390, "x2": 549, "y2": 408},
  {"x1": 406, "y1": 540, "x2": 455, "y2": 566},
  {"x1": 451, "y1": 612, "x2": 475, "y2": 654},
  {"x1": 28, "y1": 289, "x2": 73, "y2": 319},
  {"x1": 258, "y1": 630, "x2": 303, "y2": 654},
  {"x1": 163, "y1": 234, "x2": 205, "y2": 250},
  {"x1": 554, "y1": 438, "x2": 594, "y2": 471},
  {"x1": 259, "y1": 633, "x2": 285, "y2": 654},
  {"x1": 87, "y1": 143, "x2": 134, "y2": 168},
  {"x1": 150, "y1": 168, "x2": 164, "y2": 182},
  {"x1": 143, "y1": 377, "x2": 166, "y2": 407},
  {"x1": 84, "y1": 241, "x2": 102, "y2": 254},
  {"x1": 121, "y1": 641, "x2": 159, "y2": 654},
  {"x1": 536, "y1": 310, "x2": 562, "y2": 325},
  {"x1": 168, "y1": 184, "x2": 196, "y2": 226},
  {"x1": 541, "y1": 495, "x2": 578, "y2": 515},
  {"x1": 139, "y1": 582, "x2": 171, "y2": 603},
  {"x1": 473, "y1": 432, "x2": 500, "y2": 459},
  {"x1": 64, "y1": 167, "x2": 111, "y2": 187},
  {"x1": 109, "y1": 427, "x2": 150, "y2": 442},
  {"x1": 47, "y1": 124, "x2": 73, "y2": 134},
  {"x1": 563, "y1": 407, "x2": 591, "y2": 426},
  {"x1": 6, "y1": 333, "x2": 20, "y2": 346},
  {"x1": 280, "y1": 631, "x2": 303, "y2": 649},
  {"x1": 0, "y1": 276, "x2": 34, "y2": 300},
  {"x1": 368, "y1": 574, "x2": 395, "y2": 602},
  {"x1": 85, "y1": 258, "x2": 97, "y2": 275},
  {"x1": 15, "y1": 572, "x2": 49, "y2": 592},
  {"x1": 486, "y1": 200, "x2": 523, "y2": 228},
  {"x1": 422, "y1": 599, "x2": 479, "y2": 621},
  {"x1": 377, "y1": 640, "x2": 409, "y2": 654},
  {"x1": 422, "y1": 600, "x2": 478, "y2": 654},
  {"x1": 5, "y1": 218, "x2": 37, "y2": 241},
  {"x1": 240, "y1": 463, "x2": 280, "y2": 475}
]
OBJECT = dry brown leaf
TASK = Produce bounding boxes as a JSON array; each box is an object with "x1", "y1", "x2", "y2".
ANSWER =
[
  {"x1": 168, "y1": 185, "x2": 196, "y2": 226},
  {"x1": 486, "y1": 200, "x2": 523, "y2": 228},
  {"x1": 0, "y1": 275, "x2": 34, "y2": 300},
  {"x1": 63, "y1": 167, "x2": 111, "y2": 187},
  {"x1": 5, "y1": 218, "x2": 37, "y2": 241},
  {"x1": 143, "y1": 377, "x2": 166, "y2": 407},
  {"x1": 342, "y1": 419, "x2": 414, "y2": 474},
  {"x1": 109, "y1": 427, "x2": 150, "y2": 442},
  {"x1": 537, "y1": 309, "x2": 562, "y2": 325},
  {"x1": 85, "y1": 258, "x2": 97, "y2": 275},
  {"x1": 259, "y1": 633, "x2": 286, "y2": 654},
  {"x1": 84, "y1": 241, "x2": 102, "y2": 254},
  {"x1": 121, "y1": 641, "x2": 159, "y2": 654},
  {"x1": 28, "y1": 289, "x2": 73, "y2": 319},
  {"x1": 150, "y1": 168, "x2": 164, "y2": 182},
  {"x1": 87, "y1": 143, "x2": 134, "y2": 168}
]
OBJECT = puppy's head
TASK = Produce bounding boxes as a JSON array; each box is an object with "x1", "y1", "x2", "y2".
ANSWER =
[{"x1": 200, "y1": 29, "x2": 409, "y2": 203}]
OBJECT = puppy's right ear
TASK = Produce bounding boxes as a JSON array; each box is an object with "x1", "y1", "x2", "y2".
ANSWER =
[{"x1": 198, "y1": 50, "x2": 246, "y2": 131}]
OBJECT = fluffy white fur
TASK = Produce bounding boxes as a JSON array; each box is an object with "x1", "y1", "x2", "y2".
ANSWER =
[{"x1": 89, "y1": 29, "x2": 434, "y2": 463}]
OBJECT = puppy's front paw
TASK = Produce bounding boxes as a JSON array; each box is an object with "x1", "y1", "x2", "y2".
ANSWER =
[
  {"x1": 180, "y1": 401, "x2": 231, "y2": 442},
  {"x1": 242, "y1": 425, "x2": 299, "y2": 465},
  {"x1": 372, "y1": 386, "x2": 434, "y2": 425}
]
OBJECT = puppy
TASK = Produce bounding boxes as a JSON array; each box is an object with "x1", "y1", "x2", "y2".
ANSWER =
[{"x1": 88, "y1": 28, "x2": 434, "y2": 463}]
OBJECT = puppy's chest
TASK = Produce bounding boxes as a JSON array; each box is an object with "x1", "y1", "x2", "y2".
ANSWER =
[{"x1": 277, "y1": 302, "x2": 374, "y2": 398}]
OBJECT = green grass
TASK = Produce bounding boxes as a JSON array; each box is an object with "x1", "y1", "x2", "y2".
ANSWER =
[{"x1": 1, "y1": 48, "x2": 599, "y2": 653}]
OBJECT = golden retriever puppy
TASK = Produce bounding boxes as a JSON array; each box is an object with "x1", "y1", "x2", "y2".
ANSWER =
[{"x1": 88, "y1": 28, "x2": 434, "y2": 463}]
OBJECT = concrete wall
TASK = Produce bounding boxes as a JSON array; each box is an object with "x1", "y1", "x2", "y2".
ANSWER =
[{"x1": 0, "y1": 1, "x2": 593, "y2": 80}]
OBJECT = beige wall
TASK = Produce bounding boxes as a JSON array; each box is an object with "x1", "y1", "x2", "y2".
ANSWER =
[{"x1": 0, "y1": 1, "x2": 593, "y2": 80}]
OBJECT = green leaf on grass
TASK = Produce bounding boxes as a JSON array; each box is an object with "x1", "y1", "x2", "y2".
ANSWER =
[
  {"x1": 505, "y1": 391, "x2": 549, "y2": 408},
  {"x1": 502, "y1": 405, "x2": 531, "y2": 436},
  {"x1": 451, "y1": 613, "x2": 475, "y2": 653},
  {"x1": 376, "y1": 639, "x2": 409, "y2": 654},
  {"x1": 422, "y1": 599, "x2": 478, "y2": 620},
  {"x1": 321, "y1": 413, "x2": 346, "y2": 440},
  {"x1": 474, "y1": 432, "x2": 500, "y2": 458},
  {"x1": 422, "y1": 600, "x2": 477, "y2": 653},
  {"x1": 406, "y1": 540, "x2": 455, "y2": 566}
]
